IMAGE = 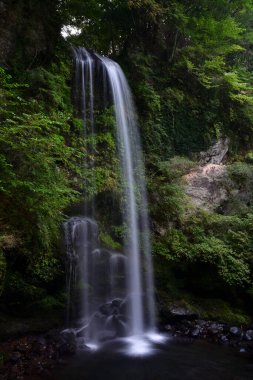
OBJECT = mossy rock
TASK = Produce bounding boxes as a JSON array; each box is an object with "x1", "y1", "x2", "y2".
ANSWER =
[
  {"x1": 158, "y1": 291, "x2": 251, "y2": 325},
  {"x1": 198, "y1": 298, "x2": 251, "y2": 325}
]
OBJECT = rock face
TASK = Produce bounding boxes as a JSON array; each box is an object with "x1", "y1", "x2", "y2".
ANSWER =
[
  {"x1": 184, "y1": 138, "x2": 230, "y2": 211},
  {"x1": 184, "y1": 164, "x2": 229, "y2": 211},
  {"x1": 199, "y1": 138, "x2": 229, "y2": 165}
]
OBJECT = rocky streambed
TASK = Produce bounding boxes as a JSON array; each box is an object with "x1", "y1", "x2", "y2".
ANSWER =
[
  {"x1": 164, "y1": 320, "x2": 253, "y2": 357},
  {"x1": 0, "y1": 330, "x2": 77, "y2": 380},
  {"x1": 0, "y1": 317, "x2": 253, "y2": 379}
]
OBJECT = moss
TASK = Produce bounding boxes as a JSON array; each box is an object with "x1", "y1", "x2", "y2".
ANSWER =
[
  {"x1": 198, "y1": 299, "x2": 251, "y2": 325},
  {"x1": 245, "y1": 152, "x2": 253, "y2": 163},
  {"x1": 158, "y1": 290, "x2": 251, "y2": 325},
  {"x1": 99, "y1": 232, "x2": 122, "y2": 251}
]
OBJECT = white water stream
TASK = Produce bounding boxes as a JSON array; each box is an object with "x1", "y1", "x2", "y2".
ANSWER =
[{"x1": 65, "y1": 47, "x2": 157, "y2": 353}]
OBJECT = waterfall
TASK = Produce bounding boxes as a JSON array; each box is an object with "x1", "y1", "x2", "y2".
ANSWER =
[{"x1": 64, "y1": 47, "x2": 156, "y2": 350}]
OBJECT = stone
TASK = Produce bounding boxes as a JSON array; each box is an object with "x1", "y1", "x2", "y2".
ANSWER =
[
  {"x1": 58, "y1": 331, "x2": 77, "y2": 354},
  {"x1": 245, "y1": 330, "x2": 253, "y2": 341},
  {"x1": 191, "y1": 327, "x2": 201, "y2": 337},
  {"x1": 184, "y1": 164, "x2": 229, "y2": 211},
  {"x1": 167, "y1": 305, "x2": 199, "y2": 322},
  {"x1": 199, "y1": 138, "x2": 229, "y2": 165},
  {"x1": 111, "y1": 298, "x2": 122, "y2": 308},
  {"x1": 196, "y1": 320, "x2": 207, "y2": 327},
  {"x1": 229, "y1": 326, "x2": 241, "y2": 336},
  {"x1": 99, "y1": 302, "x2": 114, "y2": 316},
  {"x1": 183, "y1": 138, "x2": 232, "y2": 212},
  {"x1": 207, "y1": 323, "x2": 223, "y2": 335},
  {"x1": 220, "y1": 335, "x2": 229, "y2": 343}
]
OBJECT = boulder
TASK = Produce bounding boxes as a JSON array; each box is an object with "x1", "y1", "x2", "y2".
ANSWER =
[
  {"x1": 184, "y1": 137, "x2": 232, "y2": 211},
  {"x1": 167, "y1": 305, "x2": 199, "y2": 322},
  {"x1": 229, "y1": 326, "x2": 241, "y2": 337},
  {"x1": 190, "y1": 327, "x2": 201, "y2": 337},
  {"x1": 184, "y1": 164, "x2": 229, "y2": 211},
  {"x1": 245, "y1": 330, "x2": 253, "y2": 341}
]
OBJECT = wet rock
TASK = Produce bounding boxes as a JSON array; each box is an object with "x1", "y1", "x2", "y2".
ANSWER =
[
  {"x1": 190, "y1": 327, "x2": 201, "y2": 337},
  {"x1": 58, "y1": 331, "x2": 77, "y2": 354},
  {"x1": 207, "y1": 323, "x2": 223, "y2": 335},
  {"x1": 111, "y1": 298, "x2": 122, "y2": 308},
  {"x1": 164, "y1": 324, "x2": 172, "y2": 331},
  {"x1": 196, "y1": 320, "x2": 207, "y2": 327},
  {"x1": 230, "y1": 327, "x2": 241, "y2": 336},
  {"x1": 32, "y1": 337, "x2": 47, "y2": 354},
  {"x1": 245, "y1": 330, "x2": 253, "y2": 341},
  {"x1": 119, "y1": 300, "x2": 128, "y2": 315},
  {"x1": 220, "y1": 335, "x2": 229, "y2": 344},
  {"x1": 167, "y1": 305, "x2": 199, "y2": 322},
  {"x1": 99, "y1": 302, "x2": 114, "y2": 316}
]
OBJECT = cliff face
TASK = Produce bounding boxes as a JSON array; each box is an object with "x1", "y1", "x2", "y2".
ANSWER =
[
  {"x1": 183, "y1": 138, "x2": 230, "y2": 211},
  {"x1": 0, "y1": 0, "x2": 61, "y2": 68},
  {"x1": 184, "y1": 138, "x2": 253, "y2": 213},
  {"x1": 184, "y1": 163, "x2": 229, "y2": 211}
]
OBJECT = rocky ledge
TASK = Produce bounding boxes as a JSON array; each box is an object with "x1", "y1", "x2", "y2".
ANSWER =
[{"x1": 164, "y1": 319, "x2": 253, "y2": 358}]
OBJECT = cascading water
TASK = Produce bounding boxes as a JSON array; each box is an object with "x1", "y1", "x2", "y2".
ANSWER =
[{"x1": 64, "y1": 47, "x2": 158, "y2": 353}]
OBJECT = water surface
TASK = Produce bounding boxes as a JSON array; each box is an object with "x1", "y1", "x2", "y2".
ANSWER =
[{"x1": 52, "y1": 337, "x2": 253, "y2": 380}]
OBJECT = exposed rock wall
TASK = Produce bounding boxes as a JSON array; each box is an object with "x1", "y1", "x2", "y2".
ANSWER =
[
  {"x1": 184, "y1": 138, "x2": 231, "y2": 211},
  {"x1": 184, "y1": 164, "x2": 229, "y2": 211},
  {"x1": 199, "y1": 137, "x2": 229, "y2": 165}
]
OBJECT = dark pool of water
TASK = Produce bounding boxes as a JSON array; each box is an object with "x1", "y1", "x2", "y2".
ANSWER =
[{"x1": 52, "y1": 336, "x2": 253, "y2": 380}]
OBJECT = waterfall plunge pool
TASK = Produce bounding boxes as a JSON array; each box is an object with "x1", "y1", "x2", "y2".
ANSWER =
[{"x1": 51, "y1": 336, "x2": 252, "y2": 380}]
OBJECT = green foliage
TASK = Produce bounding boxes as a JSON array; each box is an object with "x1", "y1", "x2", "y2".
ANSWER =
[
  {"x1": 245, "y1": 152, "x2": 253, "y2": 163},
  {"x1": 228, "y1": 162, "x2": 253, "y2": 187},
  {"x1": 149, "y1": 156, "x2": 195, "y2": 223},
  {"x1": 99, "y1": 232, "x2": 122, "y2": 251},
  {"x1": 2, "y1": 0, "x2": 253, "y2": 322},
  {"x1": 198, "y1": 298, "x2": 251, "y2": 325},
  {"x1": 155, "y1": 211, "x2": 253, "y2": 288},
  {"x1": 0, "y1": 67, "x2": 83, "y2": 252},
  {"x1": 27, "y1": 254, "x2": 62, "y2": 283},
  {"x1": 33, "y1": 295, "x2": 65, "y2": 313},
  {"x1": 0, "y1": 64, "x2": 85, "y2": 306},
  {"x1": 4, "y1": 272, "x2": 46, "y2": 303}
]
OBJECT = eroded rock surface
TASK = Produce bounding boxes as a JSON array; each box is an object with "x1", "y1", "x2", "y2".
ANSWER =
[{"x1": 184, "y1": 164, "x2": 229, "y2": 211}]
